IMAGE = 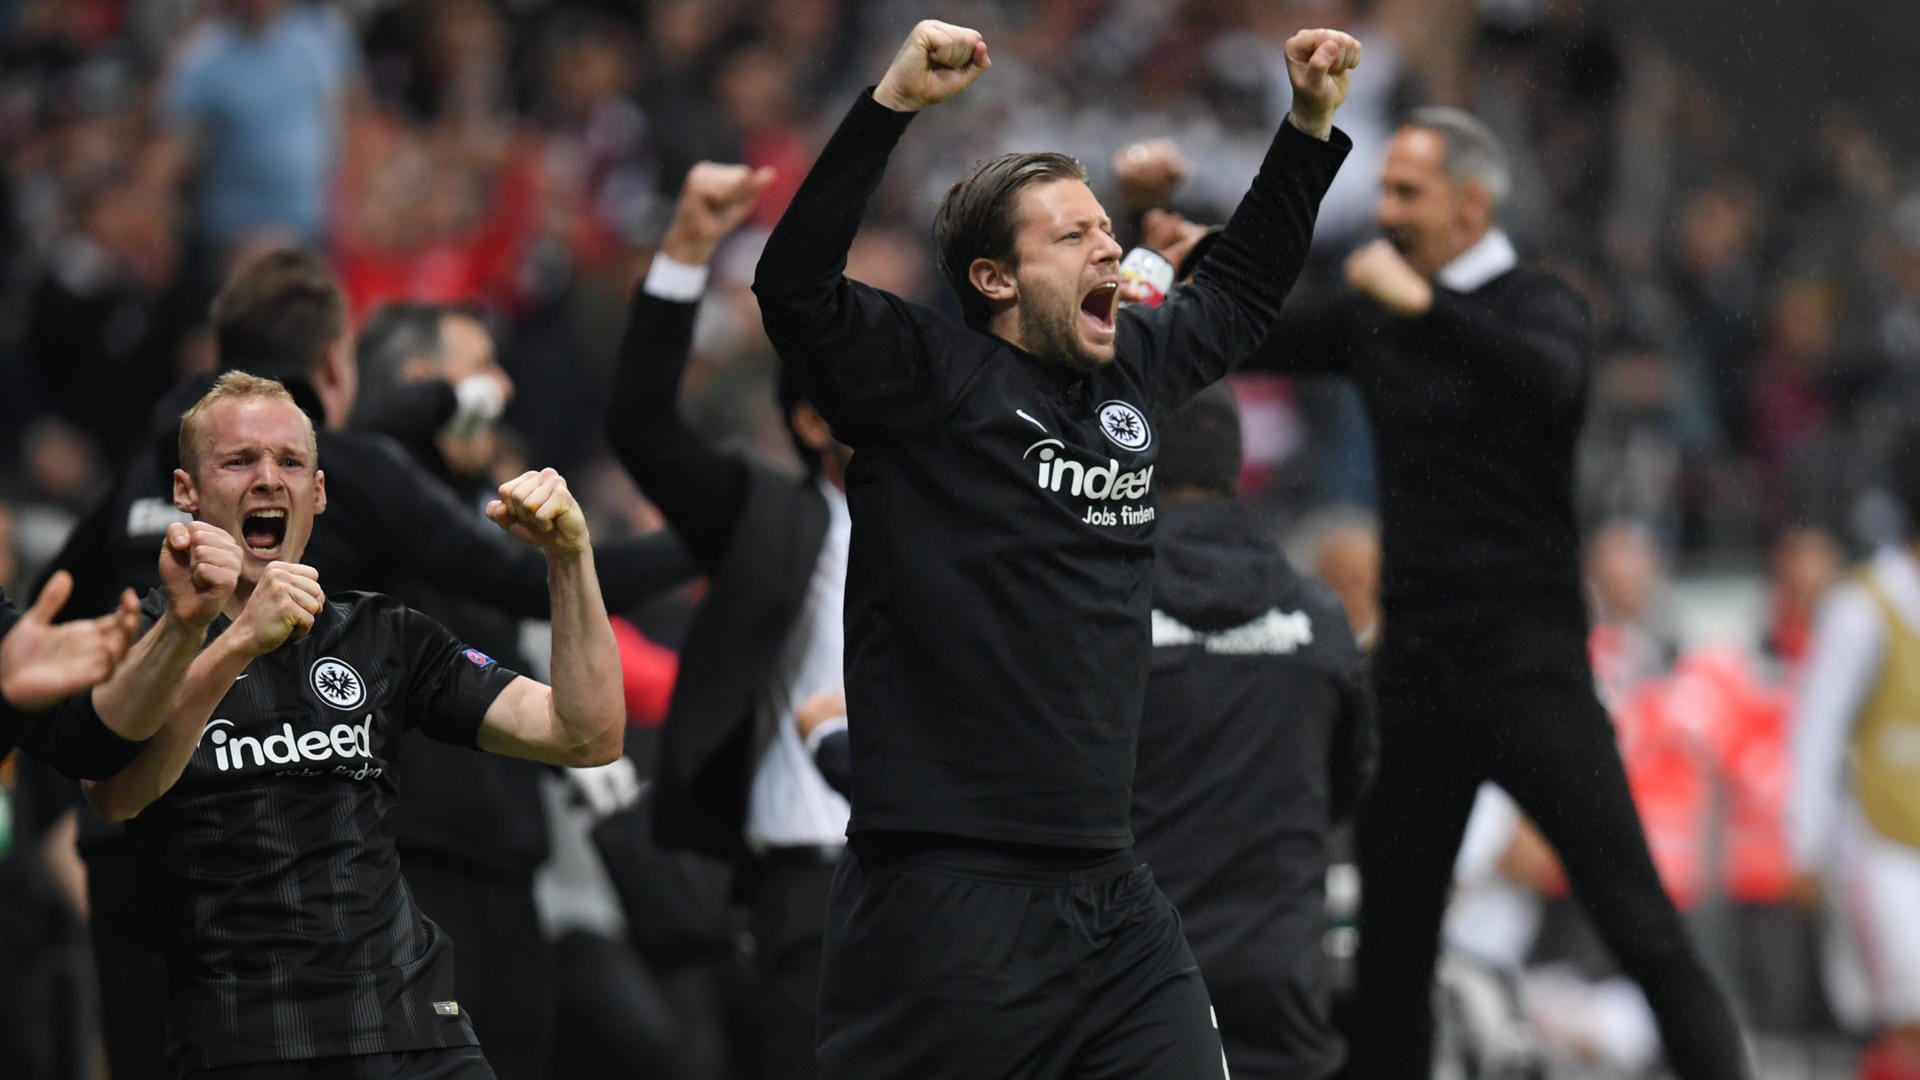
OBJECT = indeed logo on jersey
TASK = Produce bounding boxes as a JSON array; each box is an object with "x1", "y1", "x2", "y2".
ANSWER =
[
  {"x1": 200, "y1": 716, "x2": 382, "y2": 780},
  {"x1": 1024, "y1": 440, "x2": 1155, "y2": 501}
]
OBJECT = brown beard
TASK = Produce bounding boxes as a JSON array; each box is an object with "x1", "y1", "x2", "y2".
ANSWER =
[{"x1": 1017, "y1": 291, "x2": 1105, "y2": 373}]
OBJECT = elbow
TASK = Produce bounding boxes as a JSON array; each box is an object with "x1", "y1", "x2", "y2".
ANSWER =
[
  {"x1": 562, "y1": 716, "x2": 626, "y2": 767},
  {"x1": 83, "y1": 784, "x2": 140, "y2": 824}
]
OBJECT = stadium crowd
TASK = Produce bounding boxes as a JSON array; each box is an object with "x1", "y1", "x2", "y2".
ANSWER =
[{"x1": 0, "y1": 0, "x2": 1916, "y2": 1077}]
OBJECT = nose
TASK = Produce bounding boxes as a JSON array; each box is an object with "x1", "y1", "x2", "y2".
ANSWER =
[
  {"x1": 252, "y1": 459, "x2": 284, "y2": 492},
  {"x1": 1093, "y1": 230, "x2": 1123, "y2": 266}
]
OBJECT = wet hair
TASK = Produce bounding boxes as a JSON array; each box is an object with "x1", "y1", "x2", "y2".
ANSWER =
[
  {"x1": 1404, "y1": 106, "x2": 1512, "y2": 208},
  {"x1": 210, "y1": 248, "x2": 348, "y2": 379},
  {"x1": 933, "y1": 151, "x2": 1088, "y2": 329},
  {"x1": 1156, "y1": 382, "x2": 1241, "y2": 499},
  {"x1": 178, "y1": 371, "x2": 316, "y2": 476}
]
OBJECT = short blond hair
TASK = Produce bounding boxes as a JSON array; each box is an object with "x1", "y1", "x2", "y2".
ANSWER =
[{"x1": 178, "y1": 372, "x2": 318, "y2": 475}]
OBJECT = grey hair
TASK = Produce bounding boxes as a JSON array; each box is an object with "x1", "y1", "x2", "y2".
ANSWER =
[
  {"x1": 356, "y1": 302, "x2": 447, "y2": 393},
  {"x1": 1405, "y1": 106, "x2": 1512, "y2": 208}
]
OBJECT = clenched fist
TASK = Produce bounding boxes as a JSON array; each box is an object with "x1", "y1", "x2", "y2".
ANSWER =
[
  {"x1": 1284, "y1": 29, "x2": 1362, "y2": 140},
  {"x1": 872, "y1": 20, "x2": 990, "y2": 114},
  {"x1": 1345, "y1": 239, "x2": 1434, "y2": 317},
  {"x1": 487, "y1": 468, "x2": 589, "y2": 556},
  {"x1": 0, "y1": 572, "x2": 141, "y2": 711},
  {"x1": 159, "y1": 522, "x2": 243, "y2": 631},
  {"x1": 660, "y1": 162, "x2": 777, "y2": 266},
  {"x1": 230, "y1": 562, "x2": 325, "y2": 657}
]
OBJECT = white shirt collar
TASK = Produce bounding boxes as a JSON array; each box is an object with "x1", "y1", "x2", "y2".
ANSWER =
[{"x1": 1435, "y1": 228, "x2": 1518, "y2": 293}]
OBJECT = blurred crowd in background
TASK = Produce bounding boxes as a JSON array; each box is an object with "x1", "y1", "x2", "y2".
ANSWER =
[{"x1": 0, "y1": 0, "x2": 1916, "y2": 1076}]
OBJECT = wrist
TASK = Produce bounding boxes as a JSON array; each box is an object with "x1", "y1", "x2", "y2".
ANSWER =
[
  {"x1": 870, "y1": 83, "x2": 920, "y2": 113},
  {"x1": 157, "y1": 610, "x2": 214, "y2": 649},
  {"x1": 1287, "y1": 109, "x2": 1333, "y2": 142},
  {"x1": 657, "y1": 226, "x2": 716, "y2": 267}
]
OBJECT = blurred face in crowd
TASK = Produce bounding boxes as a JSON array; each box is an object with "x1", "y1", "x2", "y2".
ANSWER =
[
  {"x1": 1377, "y1": 126, "x2": 1493, "y2": 279},
  {"x1": 176, "y1": 396, "x2": 326, "y2": 585},
  {"x1": 989, "y1": 179, "x2": 1125, "y2": 371},
  {"x1": 433, "y1": 312, "x2": 513, "y2": 476}
]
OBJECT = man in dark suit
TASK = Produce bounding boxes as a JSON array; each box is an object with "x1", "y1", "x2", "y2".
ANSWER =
[
  {"x1": 605, "y1": 163, "x2": 847, "y2": 1080},
  {"x1": 1231, "y1": 107, "x2": 1747, "y2": 1078}
]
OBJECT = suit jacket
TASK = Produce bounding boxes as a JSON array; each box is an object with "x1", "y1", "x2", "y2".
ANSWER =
[{"x1": 606, "y1": 284, "x2": 830, "y2": 859}]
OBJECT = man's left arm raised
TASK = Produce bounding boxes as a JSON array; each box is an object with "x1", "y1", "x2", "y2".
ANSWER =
[{"x1": 1129, "y1": 28, "x2": 1358, "y2": 407}]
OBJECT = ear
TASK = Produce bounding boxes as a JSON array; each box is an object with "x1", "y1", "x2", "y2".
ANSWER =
[
  {"x1": 313, "y1": 470, "x2": 327, "y2": 516},
  {"x1": 967, "y1": 256, "x2": 1018, "y2": 307},
  {"x1": 1458, "y1": 180, "x2": 1494, "y2": 236},
  {"x1": 173, "y1": 468, "x2": 198, "y2": 514},
  {"x1": 790, "y1": 401, "x2": 835, "y2": 454}
]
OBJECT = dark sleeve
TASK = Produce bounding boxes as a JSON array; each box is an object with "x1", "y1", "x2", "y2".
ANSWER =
[
  {"x1": 8, "y1": 695, "x2": 147, "y2": 781},
  {"x1": 752, "y1": 90, "x2": 990, "y2": 444},
  {"x1": 811, "y1": 728, "x2": 851, "y2": 799},
  {"x1": 1420, "y1": 274, "x2": 1591, "y2": 421},
  {"x1": 604, "y1": 287, "x2": 750, "y2": 573},
  {"x1": 399, "y1": 605, "x2": 526, "y2": 747},
  {"x1": 351, "y1": 380, "x2": 456, "y2": 447},
  {"x1": 39, "y1": 486, "x2": 132, "y2": 620},
  {"x1": 1327, "y1": 650, "x2": 1377, "y2": 825},
  {"x1": 1118, "y1": 120, "x2": 1351, "y2": 409},
  {"x1": 324, "y1": 434, "x2": 698, "y2": 617}
]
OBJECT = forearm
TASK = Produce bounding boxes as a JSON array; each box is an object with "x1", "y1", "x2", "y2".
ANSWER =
[
  {"x1": 604, "y1": 278, "x2": 750, "y2": 569},
  {"x1": 89, "y1": 614, "x2": 207, "y2": 741},
  {"x1": 752, "y1": 90, "x2": 913, "y2": 346},
  {"x1": 1150, "y1": 120, "x2": 1350, "y2": 395},
  {"x1": 85, "y1": 633, "x2": 251, "y2": 821},
  {"x1": 543, "y1": 550, "x2": 625, "y2": 765}
]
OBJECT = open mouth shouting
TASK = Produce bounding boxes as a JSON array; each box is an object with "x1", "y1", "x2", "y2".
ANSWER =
[
  {"x1": 1079, "y1": 279, "x2": 1120, "y2": 339},
  {"x1": 241, "y1": 508, "x2": 289, "y2": 560}
]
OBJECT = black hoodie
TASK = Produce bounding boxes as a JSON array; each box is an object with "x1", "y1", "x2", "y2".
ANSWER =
[{"x1": 1131, "y1": 498, "x2": 1372, "y2": 1079}]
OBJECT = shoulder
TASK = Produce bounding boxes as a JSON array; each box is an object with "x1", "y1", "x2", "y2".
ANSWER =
[
  {"x1": 1283, "y1": 574, "x2": 1362, "y2": 670},
  {"x1": 1502, "y1": 265, "x2": 1590, "y2": 318}
]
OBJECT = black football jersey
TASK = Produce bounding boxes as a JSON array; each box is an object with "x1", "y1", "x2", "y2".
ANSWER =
[{"x1": 125, "y1": 589, "x2": 521, "y2": 1070}]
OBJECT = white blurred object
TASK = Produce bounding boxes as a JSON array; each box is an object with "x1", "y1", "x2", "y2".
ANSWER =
[
  {"x1": 567, "y1": 758, "x2": 643, "y2": 819},
  {"x1": 1522, "y1": 965, "x2": 1661, "y2": 1073},
  {"x1": 445, "y1": 373, "x2": 508, "y2": 438}
]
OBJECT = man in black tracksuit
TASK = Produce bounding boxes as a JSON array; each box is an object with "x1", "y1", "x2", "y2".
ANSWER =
[
  {"x1": 753, "y1": 19, "x2": 1356, "y2": 1077},
  {"x1": 43, "y1": 250, "x2": 695, "y2": 1080},
  {"x1": 1130, "y1": 383, "x2": 1372, "y2": 1080},
  {"x1": 807, "y1": 386, "x2": 1376, "y2": 1078},
  {"x1": 1241, "y1": 107, "x2": 1748, "y2": 1078},
  {"x1": 606, "y1": 163, "x2": 852, "y2": 1080}
]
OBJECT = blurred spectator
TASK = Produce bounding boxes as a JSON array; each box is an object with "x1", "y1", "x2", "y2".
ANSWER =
[{"x1": 162, "y1": 0, "x2": 362, "y2": 251}]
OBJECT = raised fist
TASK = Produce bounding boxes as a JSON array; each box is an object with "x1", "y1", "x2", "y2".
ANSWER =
[
  {"x1": 1112, "y1": 139, "x2": 1188, "y2": 213},
  {"x1": 159, "y1": 522, "x2": 243, "y2": 631},
  {"x1": 1345, "y1": 239, "x2": 1434, "y2": 317},
  {"x1": 231, "y1": 562, "x2": 325, "y2": 657},
  {"x1": 1284, "y1": 29, "x2": 1362, "y2": 140},
  {"x1": 486, "y1": 468, "x2": 589, "y2": 556},
  {"x1": 873, "y1": 20, "x2": 990, "y2": 113},
  {"x1": 659, "y1": 162, "x2": 777, "y2": 266}
]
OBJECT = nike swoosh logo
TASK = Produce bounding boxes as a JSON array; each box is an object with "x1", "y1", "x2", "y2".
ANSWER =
[
  {"x1": 1016, "y1": 409, "x2": 1046, "y2": 432},
  {"x1": 234, "y1": 674, "x2": 249, "y2": 681}
]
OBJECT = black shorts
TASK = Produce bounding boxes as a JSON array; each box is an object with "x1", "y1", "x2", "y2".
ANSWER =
[
  {"x1": 816, "y1": 835, "x2": 1228, "y2": 1080},
  {"x1": 186, "y1": 1046, "x2": 494, "y2": 1080}
]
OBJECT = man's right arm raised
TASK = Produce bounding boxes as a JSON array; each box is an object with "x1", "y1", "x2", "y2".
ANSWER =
[{"x1": 752, "y1": 20, "x2": 991, "y2": 443}]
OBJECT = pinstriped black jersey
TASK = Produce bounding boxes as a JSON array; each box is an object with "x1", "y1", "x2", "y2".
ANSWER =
[{"x1": 125, "y1": 589, "x2": 520, "y2": 1070}]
